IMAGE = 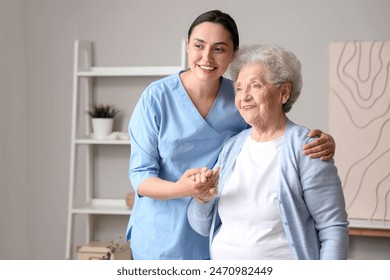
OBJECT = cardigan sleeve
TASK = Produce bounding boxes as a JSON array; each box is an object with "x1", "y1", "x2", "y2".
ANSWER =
[
  {"x1": 187, "y1": 198, "x2": 216, "y2": 237},
  {"x1": 299, "y1": 139, "x2": 349, "y2": 259}
]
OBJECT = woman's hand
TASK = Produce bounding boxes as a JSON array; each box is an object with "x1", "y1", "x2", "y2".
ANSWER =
[
  {"x1": 189, "y1": 167, "x2": 220, "y2": 203},
  {"x1": 176, "y1": 167, "x2": 219, "y2": 199},
  {"x1": 303, "y1": 129, "x2": 336, "y2": 160}
]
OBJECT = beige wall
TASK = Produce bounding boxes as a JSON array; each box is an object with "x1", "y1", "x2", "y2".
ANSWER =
[
  {"x1": 1, "y1": 0, "x2": 390, "y2": 259},
  {"x1": 0, "y1": 0, "x2": 29, "y2": 259}
]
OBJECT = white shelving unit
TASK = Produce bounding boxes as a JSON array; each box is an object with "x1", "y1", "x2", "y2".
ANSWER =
[{"x1": 66, "y1": 40, "x2": 186, "y2": 259}]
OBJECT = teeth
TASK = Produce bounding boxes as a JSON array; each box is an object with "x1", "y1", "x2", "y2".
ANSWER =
[{"x1": 199, "y1": 65, "x2": 214, "y2": 71}]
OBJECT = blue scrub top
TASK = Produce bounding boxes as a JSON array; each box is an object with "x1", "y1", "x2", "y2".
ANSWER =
[{"x1": 126, "y1": 72, "x2": 248, "y2": 259}]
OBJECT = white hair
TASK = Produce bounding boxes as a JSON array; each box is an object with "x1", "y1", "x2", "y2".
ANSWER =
[{"x1": 229, "y1": 44, "x2": 303, "y2": 112}]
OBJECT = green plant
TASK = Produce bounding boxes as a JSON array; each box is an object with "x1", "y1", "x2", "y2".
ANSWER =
[{"x1": 86, "y1": 103, "x2": 119, "y2": 118}]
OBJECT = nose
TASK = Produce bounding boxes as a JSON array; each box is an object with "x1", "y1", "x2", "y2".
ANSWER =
[
  {"x1": 241, "y1": 86, "x2": 252, "y2": 101},
  {"x1": 202, "y1": 47, "x2": 213, "y2": 61}
]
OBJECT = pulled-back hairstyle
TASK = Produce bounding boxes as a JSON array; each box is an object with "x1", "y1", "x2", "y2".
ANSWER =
[
  {"x1": 188, "y1": 10, "x2": 239, "y2": 51},
  {"x1": 230, "y1": 45, "x2": 302, "y2": 112}
]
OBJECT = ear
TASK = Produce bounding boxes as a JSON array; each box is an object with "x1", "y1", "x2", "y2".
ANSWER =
[{"x1": 281, "y1": 82, "x2": 291, "y2": 104}]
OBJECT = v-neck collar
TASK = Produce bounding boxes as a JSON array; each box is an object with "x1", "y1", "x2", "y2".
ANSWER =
[{"x1": 175, "y1": 72, "x2": 223, "y2": 136}]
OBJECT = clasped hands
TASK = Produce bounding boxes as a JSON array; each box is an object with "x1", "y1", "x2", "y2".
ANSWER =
[{"x1": 181, "y1": 166, "x2": 220, "y2": 204}]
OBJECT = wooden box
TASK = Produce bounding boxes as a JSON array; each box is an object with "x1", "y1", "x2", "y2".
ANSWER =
[{"x1": 77, "y1": 240, "x2": 131, "y2": 260}]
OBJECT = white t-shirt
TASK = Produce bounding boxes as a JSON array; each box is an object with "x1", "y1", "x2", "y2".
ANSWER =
[{"x1": 211, "y1": 135, "x2": 293, "y2": 260}]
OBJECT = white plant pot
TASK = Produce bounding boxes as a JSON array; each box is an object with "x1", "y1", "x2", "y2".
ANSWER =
[{"x1": 92, "y1": 118, "x2": 114, "y2": 139}]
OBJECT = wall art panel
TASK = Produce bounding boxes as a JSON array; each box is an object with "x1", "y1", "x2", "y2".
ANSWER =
[{"x1": 329, "y1": 40, "x2": 390, "y2": 221}]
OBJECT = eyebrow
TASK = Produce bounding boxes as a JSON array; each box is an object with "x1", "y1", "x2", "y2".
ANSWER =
[
  {"x1": 250, "y1": 76, "x2": 264, "y2": 83},
  {"x1": 237, "y1": 76, "x2": 262, "y2": 84},
  {"x1": 193, "y1": 38, "x2": 229, "y2": 47}
]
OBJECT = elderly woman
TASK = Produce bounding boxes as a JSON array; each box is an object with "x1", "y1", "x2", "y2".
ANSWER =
[{"x1": 187, "y1": 45, "x2": 349, "y2": 260}]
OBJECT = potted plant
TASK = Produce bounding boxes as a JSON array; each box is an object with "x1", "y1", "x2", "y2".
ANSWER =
[{"x1": 87, "y1": 103, "x2": 119, "y2": 139}]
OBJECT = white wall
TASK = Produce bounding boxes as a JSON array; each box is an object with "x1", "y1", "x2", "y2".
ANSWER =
[{"x1": 1, "y1": 0, "x2": 390, "y2": 259}]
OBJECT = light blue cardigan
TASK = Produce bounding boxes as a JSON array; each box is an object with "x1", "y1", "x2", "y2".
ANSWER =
[{"x1": 187, "y1": 119, "x2": 349, "y2": 259}]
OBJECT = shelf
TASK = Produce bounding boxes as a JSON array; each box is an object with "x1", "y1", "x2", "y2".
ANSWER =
[
  {"x1": 66, "y1": 39, "x2": 187, "y2": 260},
  {"x1": 349, "y1": 218, "x2": 390, "y2": 229},
  {"x1": 348, "y1": 218, "x2": 390, "y2": 238},
  {"x1": 78, "y1": 66, "x2": 183, "y2": 77},
  {"x1": 75, "y1": 135, "x2": 130, "y2": 145},
  {"x1": 72, "y1": 199, "x2": 132, "y2": 215}
]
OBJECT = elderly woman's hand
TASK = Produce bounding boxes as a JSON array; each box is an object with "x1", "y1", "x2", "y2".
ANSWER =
[
  {"x1": 303, "y1": 129, "x2": 336, "y2": 160},
  {"x1": 191, "y1": 167, "x2": 220, "y2": 204}
]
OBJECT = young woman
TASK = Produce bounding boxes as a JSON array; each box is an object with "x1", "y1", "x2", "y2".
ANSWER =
[{"x1": 126, "y1": 10, "x2": 335, "y2": 260}]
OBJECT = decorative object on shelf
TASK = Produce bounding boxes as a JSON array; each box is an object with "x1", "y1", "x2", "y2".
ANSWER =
[
  {"x1": 76, "y1": 239, "x2": 132, "y2": 260},
  {"x1": 125, "y1": 192, "x2": 135, "y2": 209},
  {"x1": 86, "y1": 103, "x2": 119, "y2": 139}
]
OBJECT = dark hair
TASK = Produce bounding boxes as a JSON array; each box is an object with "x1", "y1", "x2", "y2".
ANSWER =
[{"x1": 187, "y1": 10, "x2": 239, "y2": 51}]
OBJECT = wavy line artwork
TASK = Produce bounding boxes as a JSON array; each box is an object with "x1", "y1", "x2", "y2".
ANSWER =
[{"x1": 329, "y1": 40, "x2": 390, "y2": 221}]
